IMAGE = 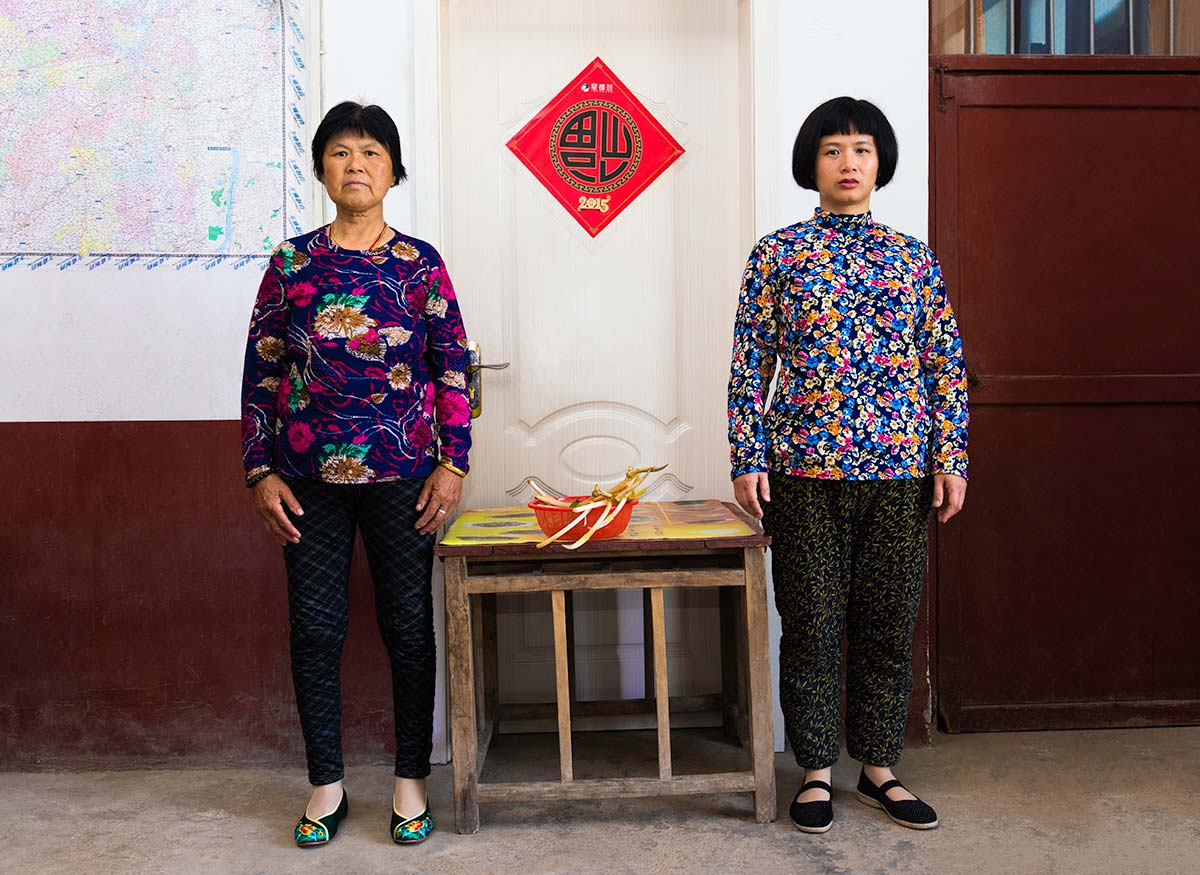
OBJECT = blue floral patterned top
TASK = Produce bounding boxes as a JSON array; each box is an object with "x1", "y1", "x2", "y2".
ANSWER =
[
  {"x1": 728, "y1": 208, "x2": 968, "y2": 481},
  {"x1": 241, "y1": 227, "x2": 471, "y2": 485}
]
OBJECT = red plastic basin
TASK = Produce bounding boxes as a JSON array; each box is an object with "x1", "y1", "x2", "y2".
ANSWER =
[{"x1": 528, "y1": 497, "x2": 637, "y2": 541}]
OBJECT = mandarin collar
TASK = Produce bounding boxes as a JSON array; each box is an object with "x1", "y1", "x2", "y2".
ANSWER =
[{"x1": 813, "y1": 206, "x2": 874, "y2": 234}]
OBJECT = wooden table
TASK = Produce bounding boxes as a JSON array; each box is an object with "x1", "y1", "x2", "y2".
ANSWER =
[{"x1": 435, "y1": 499, "x2": 776, "y2": 833}]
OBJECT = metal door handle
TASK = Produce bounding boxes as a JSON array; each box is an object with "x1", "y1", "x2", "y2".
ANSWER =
[{"x1": 465, "y1": 341, "x2": 507, "y2": 418}]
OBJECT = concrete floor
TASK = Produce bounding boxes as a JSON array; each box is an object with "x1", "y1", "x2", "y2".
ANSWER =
[{"x1": 5, "y1": 726, "x2": 1199, "y2": 875}]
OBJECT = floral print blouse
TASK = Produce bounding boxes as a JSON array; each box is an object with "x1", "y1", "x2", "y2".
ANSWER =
[
  {"x1": 241, "y1": 227, "x2": 471, "y2": 485},
  {"x1": 728, "y1": 208, "x2": 968, "y2": 481}
]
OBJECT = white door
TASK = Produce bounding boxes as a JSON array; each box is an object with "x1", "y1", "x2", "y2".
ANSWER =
[{"x1": 440, "y1": 0, "x2": 755, "y2": 710}]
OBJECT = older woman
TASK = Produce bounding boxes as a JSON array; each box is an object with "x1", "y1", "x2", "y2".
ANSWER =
[
  {"x1": 241, "y1": 101, "x2": 470, "y2": 847},
  {"x1": 728, "y1": 97, "x2": 968, "y2": 834}
]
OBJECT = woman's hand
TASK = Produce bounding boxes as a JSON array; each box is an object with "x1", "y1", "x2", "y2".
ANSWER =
[
  {"x1": 733, "y1": 471, "x2": 771, "y2": 520},
  {"x1": 932, "y1": 473, "x2": 967, "y2": 523},
  {"x1": 253, "y1": 474, "x2": 303, "y2": 545},
  {"x1": 415, "y1": 466, "x2": 464, "y2": 535}
]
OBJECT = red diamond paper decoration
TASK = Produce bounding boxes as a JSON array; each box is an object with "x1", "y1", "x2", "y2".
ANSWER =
[{"x1": 507, "y1": 57, "x2": 684, "y2": 237}]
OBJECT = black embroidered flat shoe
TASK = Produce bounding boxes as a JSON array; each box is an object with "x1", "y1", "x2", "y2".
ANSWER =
[
  {"x1": 392, "y1": 803, "x2": 434, "y2": 844},
  {"x1": 789, "y1": 779, "x2": 834, "y2": 833},
  {"x1": 856, "y1": 770, "x2": 938, "y2": 830},
  {"x1": 294, "y1": 789, "x2": 349, "y2": 847}
]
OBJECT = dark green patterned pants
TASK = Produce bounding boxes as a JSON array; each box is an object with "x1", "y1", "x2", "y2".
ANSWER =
[{"x1": 763, "y1": 474, "x2": 933, "y2": 769}]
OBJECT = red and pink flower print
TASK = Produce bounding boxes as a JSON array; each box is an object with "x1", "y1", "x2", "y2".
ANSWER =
[
  {"x1": 286, "y1": 281, "x2": 317, "y2": 307},
  {"x1": 288, "y1": 422, "x2": 315, "y2": 453},
  {"x1": 435, "y1": 392, "x2": 471, "y2": 427},
  {"x1": 241, "y1": 230, "x2": 472, "y2": 483}
]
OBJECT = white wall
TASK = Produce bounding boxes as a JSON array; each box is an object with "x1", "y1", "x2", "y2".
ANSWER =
[
  {"x1": 766, "y1": 0, "x2": 930, "y2": 240},
  {"x1": 323, "y1": 3, "x2": 415, "y2": 232}
]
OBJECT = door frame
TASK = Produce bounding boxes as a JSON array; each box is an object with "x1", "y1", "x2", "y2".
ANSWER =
[{"x1": 414, "y1": 0, "x2": 784, "y2": 756}]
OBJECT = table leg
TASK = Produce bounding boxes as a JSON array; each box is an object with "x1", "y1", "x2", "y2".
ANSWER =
[
  {"x1": 482, "y1": 593, "x2": 499, "y2": 728},
  {"x1": 735, "y1": 582, "x2": 750, "y2": 745},
  {"x1": 642, "y1": 588, "x2": 654, "y2": 703},
  {"x1": 564, "y1": 590, "x2": 577, "y2": 705},
  {"x1": 719, "y1": 586, "x2": 740, "y2": 744},
  {"x1": 649, "y1": 587, "x2": 672, "y2": 780},
  {"x1": 551, "y1": 589, "x2": 574, "y2": 782},
  {"x1": 445, "y1": 557, "x2": 480, "y2": 833},
  {"x1": 471, "y1": 593, "x2": 486, "y2": 732},
  {"x1": 474, "y1": 592, "x2": 499, "y2": 776},
  {"x1": 742, "y1": 547, "x2": 777, "y2": 823}
]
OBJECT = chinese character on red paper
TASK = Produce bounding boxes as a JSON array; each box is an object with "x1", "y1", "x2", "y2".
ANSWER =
[{"x1": 507, "y1": 57, "x2": 684, "y2": 237}]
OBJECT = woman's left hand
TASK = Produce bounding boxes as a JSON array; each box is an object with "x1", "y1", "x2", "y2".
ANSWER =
[
  {"x1": 415, "y1": 465, "x2": 464, "y2": 534},
  {"x1": 932, "y1": 473, "x2": 967, "y2": 523}
]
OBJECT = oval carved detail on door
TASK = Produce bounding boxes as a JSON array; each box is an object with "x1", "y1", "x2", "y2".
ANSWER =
[{"x1": 559, "y1": 435, "x2": 641, "y2": 482}]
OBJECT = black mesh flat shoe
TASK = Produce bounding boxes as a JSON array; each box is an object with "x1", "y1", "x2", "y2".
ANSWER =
[
  {"x1": 789, "y1": 779, "x2": 833, "y2": 833},
  {"x1": 856, "y1": 770, "x2": 938, "y2": 830}
]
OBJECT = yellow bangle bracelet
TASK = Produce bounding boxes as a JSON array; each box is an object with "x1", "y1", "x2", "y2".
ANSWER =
[{"x1": 438, "y1": 460, "x2": 467, "y2": 478}]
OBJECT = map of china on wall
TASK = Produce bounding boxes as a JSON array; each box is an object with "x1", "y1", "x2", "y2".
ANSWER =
[{"x1": 0, "y1": 0, "x2": 315, "y2": 266}]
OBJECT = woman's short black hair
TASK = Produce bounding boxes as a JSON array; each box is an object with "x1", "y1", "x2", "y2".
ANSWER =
[
  {"x1": 311, "y1": 101, "x2": 407, "y2": 186},
  {"x1": 791, "y1": 97, "x2": 898, "y2": 190}
]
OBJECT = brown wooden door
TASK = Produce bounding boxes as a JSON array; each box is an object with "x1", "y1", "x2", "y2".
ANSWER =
[{"x1": 931, "y1": 57, "x2": 1200, "y2": 731}]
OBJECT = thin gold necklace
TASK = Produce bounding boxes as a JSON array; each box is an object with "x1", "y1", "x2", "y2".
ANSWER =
[{"x1": 328, "y1": 221, "x2": 388, "y2": 252}]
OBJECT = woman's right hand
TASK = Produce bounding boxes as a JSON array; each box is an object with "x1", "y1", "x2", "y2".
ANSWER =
[
  {"x1": 253, "y1": 474, "x2": 304, "y2": 545},
  {"x1": 733, "y1": 471, "x2": 771, "y2": 520}
]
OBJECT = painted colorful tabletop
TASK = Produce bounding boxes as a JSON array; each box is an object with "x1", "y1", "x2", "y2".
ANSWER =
[{"x1": 435, "y1": 499, "x2": 768, "y2": 557}]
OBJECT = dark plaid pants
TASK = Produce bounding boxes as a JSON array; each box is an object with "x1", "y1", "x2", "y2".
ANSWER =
[
  {"x1": 282, "y1": 476, "x2": 436, "y2": 785},
  {"x1": 763, "y1": 474, "x2": 932, "y2": 770}
]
